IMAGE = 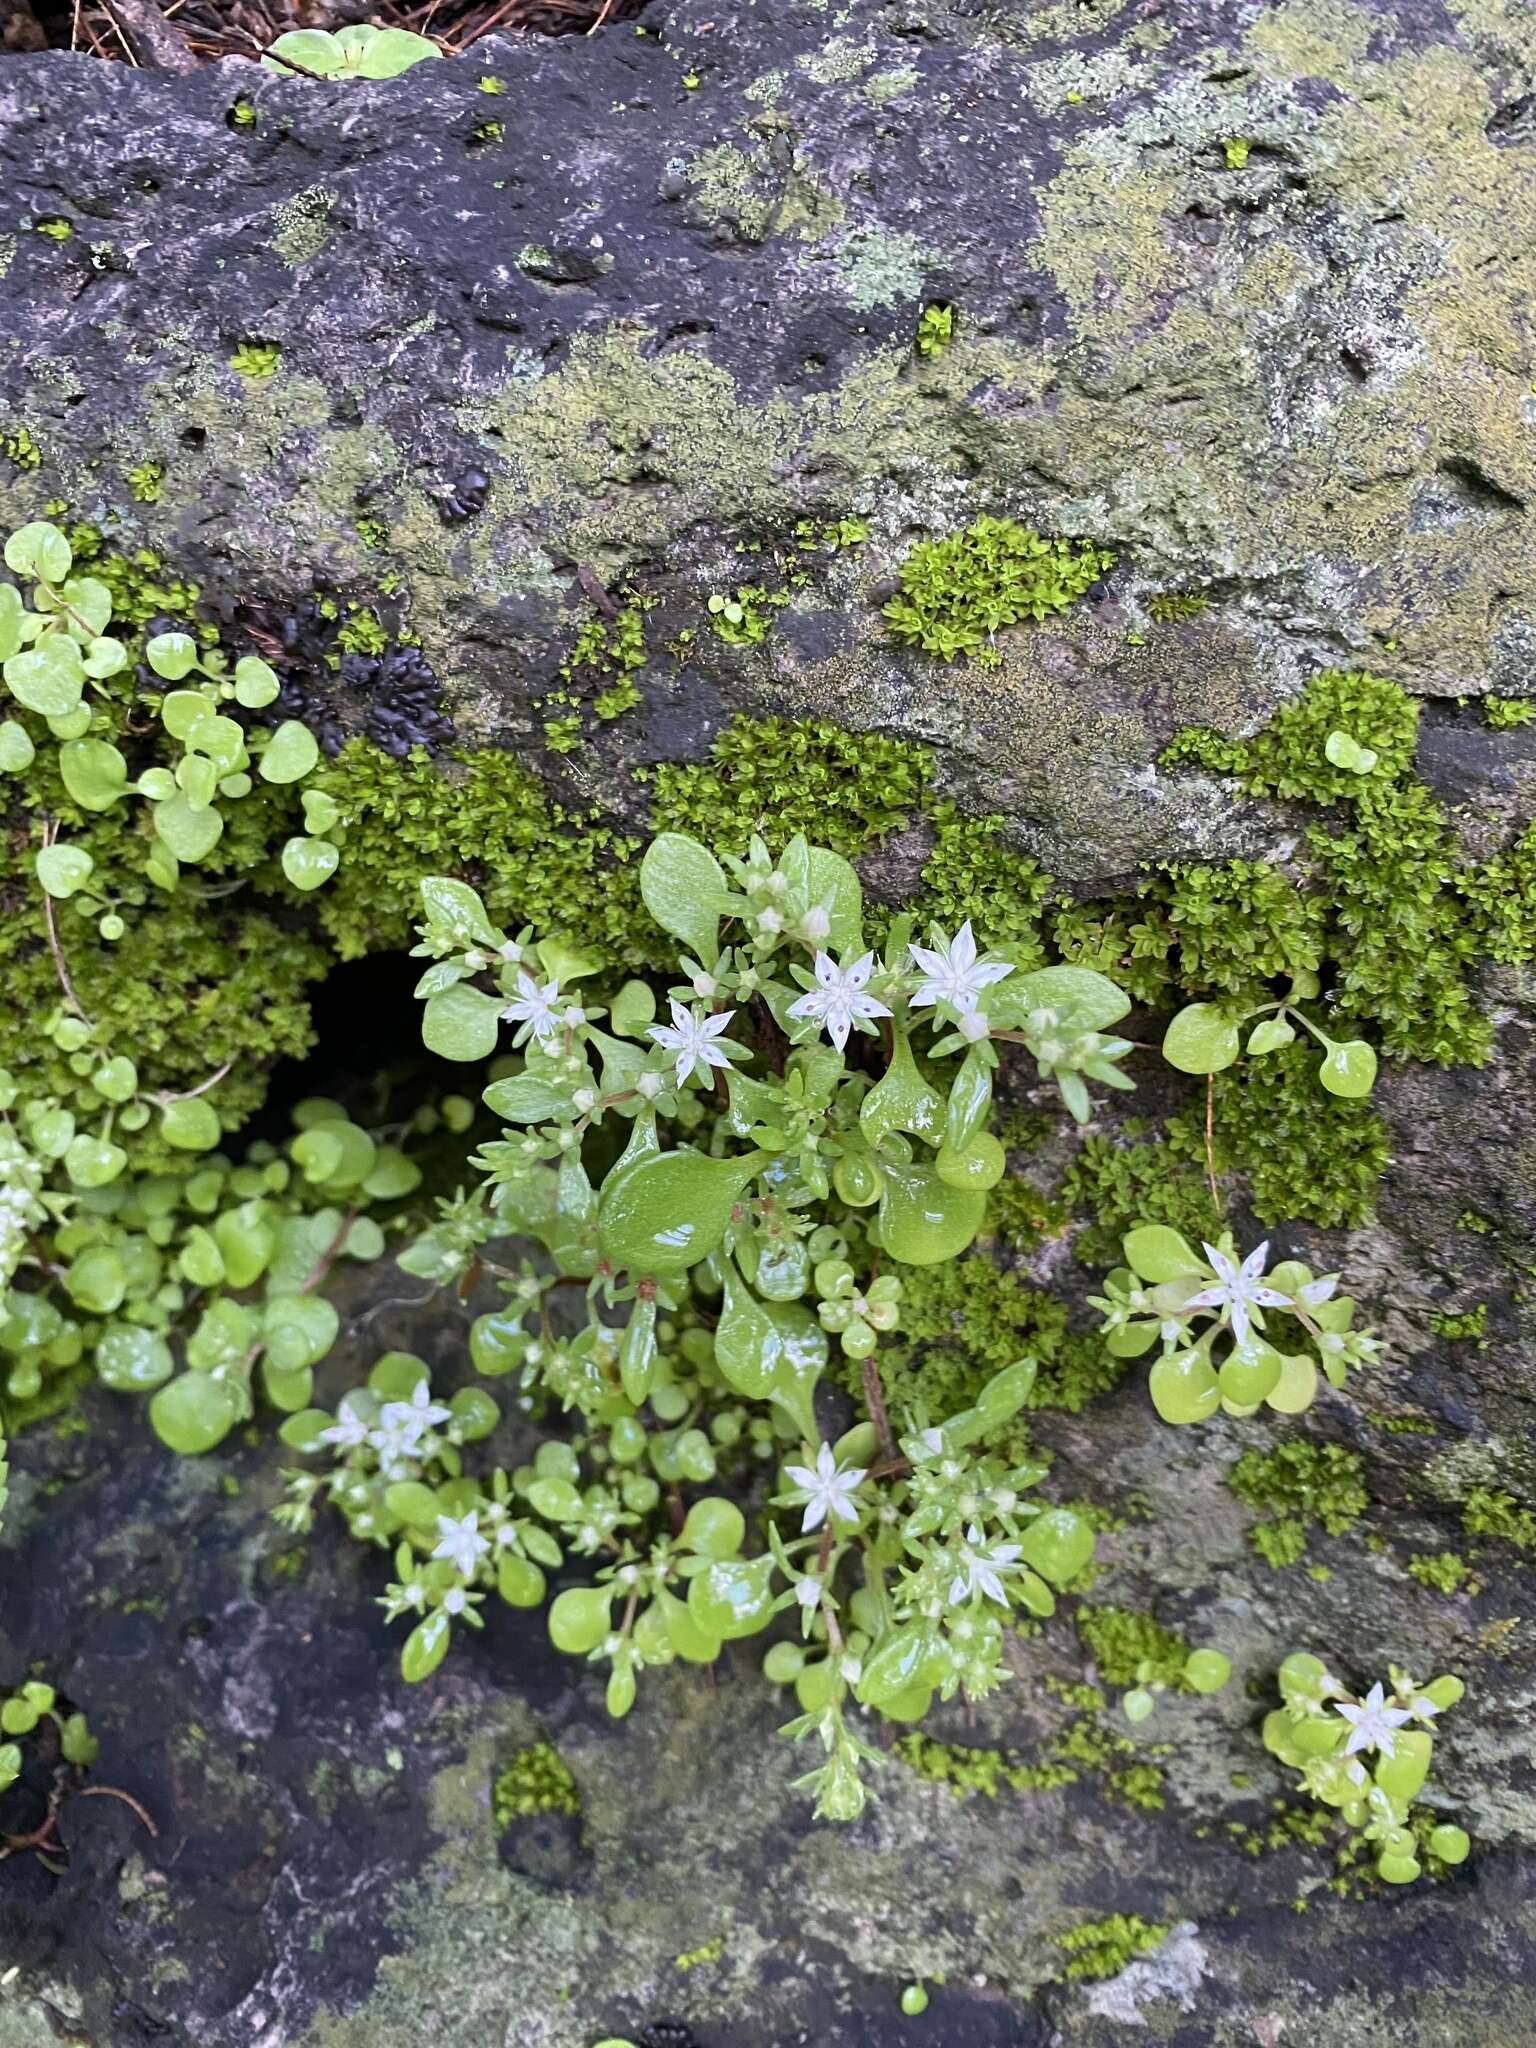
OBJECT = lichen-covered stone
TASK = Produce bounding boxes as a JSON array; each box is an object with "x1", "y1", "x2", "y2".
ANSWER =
[{"x1": 3, "y1": 4, "x2": 1536, "y2": 2046}]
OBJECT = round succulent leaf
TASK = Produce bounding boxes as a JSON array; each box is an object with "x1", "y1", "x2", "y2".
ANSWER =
[
  {"x1": 547, "y1": 1586, "x2": 612, "y2": 1655},
  {"x1": 150, "y1": 1371, "x2": 244, "y2": 1455},
  {"x1": 159, "y1": 1095, "x2": 222, "y2": 1151},
  {"x1": 1148, "y1": 1347, "x2": 1222, "y2": 1424},
  {"x1": 0, "y1": 719, "x2": 34, "y2": 773},
  {"x1": 95, "y1": 1325, "x2": 175, "y2": 1392},
  {"x1": 153, "y1": 793, "x2": 225, "y2": 862},
  {"x1": 259, "y1": 719, "x2": 320, "y2": 784},
  {"x1": 1162, "y1": 1002, "x2": 1241, "y2": 1075},
  {"x1": 1317, "y1": 1037, "x2": 1377, "y2": 1098},
  {"x1": 35, "y1": 842, "x2": 94, "y2": 898},
  {"x1": 146, "y1": 631, "x2": 198, "y2": 681},
  {"x1": 5, "y1": 635, "x2": 84, "y2": 717},
  {"x1": 4, "y1": 520, "x2": 71, "y2": 582}
]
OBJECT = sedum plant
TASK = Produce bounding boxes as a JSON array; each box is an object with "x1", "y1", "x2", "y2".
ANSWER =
[
  {"x1": 1263, "y1": 1653, "x2": 1468, "y2": 1883},
  {"x1": 0, "y1": 1091, "x2": 416, "y2": 1444},
  {"x1": 1162, "y1": 968, "x2": 1377, "y2": 1100},
  {"x1": 1091, "y1": 1227, "x2": 1379, "y2": 1423},
  {"x1": 0, "y1": 519, "x2": 339, "y2": 895},
  {"x1": 279, "y1": 828, "x2": 1138, "y2": 1817}
]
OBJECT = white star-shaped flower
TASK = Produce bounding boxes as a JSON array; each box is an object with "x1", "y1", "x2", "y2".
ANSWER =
[
  {"x1": 318, "y1": 1404, "x2": 370, "y2": 1451},
  {"x1": 1334, "y1": 1681, "x2": 1414, "y2": 1757},
  {"x1": 378, "y1": 1381, "x2": 451, "y2": 1452},
  {"x1": 787, "y1": 951, "x2": 891, "y2": 1054},
  {"x1": 431, "y1": 1511, "x2": 490, "y2": 1579},
  {"x1": 1185, "y1": 1240, "x2": 1291, "y2": 1348},
  {"x1": 947, "y1": 1523, "x2": 1023, "y2": 1607},
  {"x1": 784, "y1": 1442, "x2": 868, "y2": 1532},
  {"x1": 648, "y1": 1000, "x2": 738, "y2": 1088},
  {"x1": 907, "y1": 920, "x2": 1014, "y2": 1015},
  {"x1": 501, "y1": 968, "x2": 563, "y2": 1043},
  {"x1": 1295, "y1": 1274, "x2": 1339, "y2": 1309}
]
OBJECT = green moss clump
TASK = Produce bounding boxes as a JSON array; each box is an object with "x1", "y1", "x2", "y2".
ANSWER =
[
  {"x1": 1428, "y1": 1302, "x2": 1487, "y2": 1343},
  {"x1": 1226, "y1": 1800, "x2": 1334, "y2": 1857},
  {"x1": 1163, "y1": 669, "x2": 1536, "y2": 1064},
  {"x1": 1179, "y1": 1042, "x2": 1389, "y2": 1228},
  {"x1": 1126, "y1": 860, "x2": 1325, "y2": 1002},
  {"x1": 1164, "y1": 668, "x2": 1420, "y2": 800},
  {"x1": 66, "y1": 529, "x2": 201, "y2": 633},
  {"x1": 880, "y1": 1254, "x2": 1129, "y2": 1418},
  {"x1": 1461, "y1": 820, "x2": 1536, "y2": 964},
  {"x1": 1461, "y1": 1485, "x2": 1536, "y2": 1550},
  {"x1": 1227, "y1": 1441, "x2": 1368, "y2": 1566},
  {"x1": 1146, "y1": 590, "x2": 1208, "y2": 622},
  {"x1": 892, "y1": 1732, "x2": 1020, "y2": 1797},
  {"x1": 895, "y1": 1705, "x2": 1162, "y2": 1809},
  {"x1": 313, "y1": 743, "x2": 646, "y2": 968},
  {"x1": 1051, "y1": 1913, "x2": 1170, "y2": 1982},
  {"x1": 916, "y1": 801, "x2": 1051, "y2": 956},
  {"x1": 646, "y1": 715, "x2": 931, "y2": 858},
  {"x1": 1482, "y1": 696, "x2": 1534, "y2": 728},
  {"x1": 1061, "y1": 1125, "x2": 1220, "y2": 1270},
  {"x1": 1406, "y1": 1551, "x2": 1472, "y2": 1593},
  {"x1": 883, "y1": 516, "x2": 1113, "y2": 665},
  {"x1": 1074, "y1": 1604, "x2": 1192, "y2": 1689},
  {"x1": 491, "y1": 1741, "x2": 580, "y2": 1828}
]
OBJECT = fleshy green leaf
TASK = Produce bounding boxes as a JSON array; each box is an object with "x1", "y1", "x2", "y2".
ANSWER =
[
  {"x1": 598, "y1": 1147, "x2": 763, "y2": 1275},
  {"x1": 260, "y1": 720, "x2": 320, "y2": 784},
  {"x1": 35, "y1": 842, "x2": 93, "y2": 898},
  {"x1": 1317, "y1": 1037, "x2": 1377, "y2": 1098},
  {"x1": 873, "y1": 1159, "x2": 985, "y2": 1266},
  {"x1": 421, "y1": 983, "x2": 504, "y2": 1062},
  {"x1": 1162, "y1": 1003, "x2": 1241, "y2": 1075},
  {"x1": 639, "y1": 832, "x2": 729, "y2": 962}
]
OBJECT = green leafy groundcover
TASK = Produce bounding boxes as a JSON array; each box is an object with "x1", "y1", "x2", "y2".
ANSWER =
[{"x1": 0, "y1": 511, "x2": 1495, "y2": 1860}]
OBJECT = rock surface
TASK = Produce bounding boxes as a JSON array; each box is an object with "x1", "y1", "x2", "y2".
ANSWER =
[{"x1": 3, "y1": 4, "x2": 1536, "y2": 2047}]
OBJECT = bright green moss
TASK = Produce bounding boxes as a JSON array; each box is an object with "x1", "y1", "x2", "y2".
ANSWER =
[
  {"x1": 1227, "y1": 1441, "x2": 1368, "y2": 1566},
  {"x1": 1177, "y1": 1042, "x2": 1389, "y2": 1228},
  {"x1": 127, "y1": 461, "x2": 164, "y2": 505},
  {"x1": 1165, "y1": 668, "x2": 1420, "y2": 800},
  {"x1": 313, "y1": 743, "x2": 647, "y2": 968},
  {"x1": 895, "y1": 1706, "x2": 1160, "y2": 1808},
  {"x1": 646, "y1": 715, "x2": 931, "y2": 858},
  {"x1": 336, "y1": 608, "x2": 387, "y2": 657},
  {"x1": 66, "y1": 528, "x2": 201, "y2": 633},
  {"x1": 1163, "y1": 669, "x2": 1536, "y2": 1064},
  {"x1": 1461, "y1": 819, "x2": 1536, "y2": 964},
  {"x1": 880, "y1": 1253, "x2": 1130, "y2": 1417},
  {"x1": 0, "y1": 736, "x2": 324, "y2": 1169},
  {"x1": 916, "y1": 800, "x2": 1050, "y2": 956},
  {"x1": 1428, "y1": 1302, "x2": 1487, "y2": 1343},
  {"x1": 4, "y1": 425, "x2": 41, "y2": 471},
  {"x1": 1051, "y1": 1913, "x2": 1170, "y2": 1982},
  {"x1": 1146, "y1": 590, "x2": 1208, "y2": 622},
  {"x1": 1061, "y1": 1125, "x2": 1220, "y2": 1270},
  {"x1": 893, "y1": 1732, "x2": 1020, "y2": 1797},
  {"x1": 1407, "y1": 1551, "x2": 1473, "y2": 1593},
  {"x1": 1126, "y1": 860, "x2": 1325, "y2": 1001},
  {"x1": 915, "y1": 301, "x2": 955, "y2": 356},
  {"x1": 491, "y1": 1740, "x2": 580, "y2": 1827},
  {"x1": 983, "y1": 1172, "x2": 1069, "y2": 1253},
  {"x1": 1482, "y1": 696, "x2": 1534, "y2": 728},
  {"x1": 1226, "y1": 1800, "x2": 1334, "y2": 1857},
  {"x1": 1074, "y1": 1604, "x2": 1192, "y2": 1689},
  {"x1": 883, "y1": 516, "x2": 1113, "y2": 665},
  {"x1": 1461, "y1": 1485, "x2": 1536, "y2": 1551}
]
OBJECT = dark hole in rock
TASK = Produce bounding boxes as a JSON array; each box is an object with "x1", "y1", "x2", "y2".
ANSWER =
[
  {"x1": 497, "y1": 1803, "x2": 592, "y2": 1890},
  {"x1": 245, "y1": 950, "x2": 468, "y2": 1149}
]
